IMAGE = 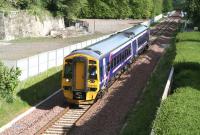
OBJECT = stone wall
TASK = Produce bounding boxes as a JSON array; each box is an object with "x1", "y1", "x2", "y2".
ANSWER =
[
  {"x1": 0, "y1": 11, "x2": 65, "y2": 40},
  {"x1": 0, "y1": 11, "x2": 5, "y2": 40}
]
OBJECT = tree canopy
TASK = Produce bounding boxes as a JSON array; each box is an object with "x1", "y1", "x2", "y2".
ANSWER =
[
  {"x1": 163, "y1": 0, "x2": 173, "y2": 12},
  {"x1": 184, "y1": 0, "x2": 200, "y2": 27},
  {"x1": 1, "y1": 0, "x2": 173, "y2": 20}
]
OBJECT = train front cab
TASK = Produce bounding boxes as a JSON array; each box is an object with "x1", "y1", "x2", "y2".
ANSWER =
[{"x1": 62, "y1": 54, "x2": 100, "y2": 105}]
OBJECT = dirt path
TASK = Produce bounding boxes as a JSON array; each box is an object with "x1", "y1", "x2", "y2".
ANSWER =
[{"x1": 69, "y1": 18, "x2": 180, "y2": 135}]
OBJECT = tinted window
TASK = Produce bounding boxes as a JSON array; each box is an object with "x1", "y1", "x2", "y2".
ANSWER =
[
  {"x1": 89, "y1": 66, "x2": 97, "y2": 80},
  {"x1": 111, "y1": 61, "x2": 113, "y2": 69},
  {"x1": 64, "y1": 64, "x2": 72, "y2": 79},
  {"x1": 117, "y1": 55, "x2": 120, "y2": 64},
  {"x1": 100, "y1": 67, "x2": 103, "y2": 78},
  {"x1": 114, "y1": 57, "x2": 117, "y2": 66}
]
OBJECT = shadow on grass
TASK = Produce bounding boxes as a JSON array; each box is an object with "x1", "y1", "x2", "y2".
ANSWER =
[
  {"x1": 176, "y1": 39, "x2": 200, "y2": 42},
  {"x1": 17, "y1": 71, "x2": 66, "y2": 110},
  {"x1": 173, "y1": 62, "x2": 200, "y2": 91}
]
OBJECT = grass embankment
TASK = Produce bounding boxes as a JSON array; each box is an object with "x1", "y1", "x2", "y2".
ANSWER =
[
  {"x1": 120, "y1": 33, "x2": 177, "y2": 134},
  {"x1": 0, "y1": 67, "x2": 62, "y2": 127},
  {"x1": 153, "y1": 32, "x2": 200, "y2": 134}
]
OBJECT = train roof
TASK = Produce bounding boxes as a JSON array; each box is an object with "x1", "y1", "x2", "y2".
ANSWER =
[
  {"x1": 86, "y1": 32, "x2": 131, "y2": 56},
  {"x1": 71, "y1": 25, "x2": 148, "y2": 59},
  {"x1": 124, "y1": 25, "x2": 148, "y2": 36}
]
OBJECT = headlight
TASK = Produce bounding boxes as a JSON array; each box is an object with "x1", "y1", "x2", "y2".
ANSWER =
[{"x1": 66, "y1": 78, "x2": 70, "y2": 82}]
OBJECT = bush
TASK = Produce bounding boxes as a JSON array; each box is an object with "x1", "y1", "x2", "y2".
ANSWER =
[
  {"x1": 14, "y1": 0, "x2": 30, "y2": 9},
  {"x1": 0, "y1": 61, "x2": 21, "y2": 102}
]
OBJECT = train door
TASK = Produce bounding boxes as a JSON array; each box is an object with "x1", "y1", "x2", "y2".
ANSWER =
[
  {"x1": 75, "y1": 62, "x2": 85, "y2": 90},
  {"x1": 132, "y1": 40, "x2": 137, "y2": 57},
  {"x1": 102, "y1": 58, "x2": 107, "y2": 87},
  {"x1": 73, "y1": 57, "x2": 87, "y2": 91}
]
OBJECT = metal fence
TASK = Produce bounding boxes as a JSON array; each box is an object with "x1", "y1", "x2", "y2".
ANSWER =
[{"x1": 2, "y1": 13, "x2": 166, "y2": 81}]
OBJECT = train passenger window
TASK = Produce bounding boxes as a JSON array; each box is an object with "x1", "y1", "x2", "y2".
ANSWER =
[
  {"x1": 120, "y1": 54, "x2": 122, "y2": 62},
  {"x1": 128, "y1": 48, "x2": 131, "y2": 55},
  {"x1": 114, "y1": 57, "x2": 117, "y2": 66},
  {"x1": 122, "y1": 53, "x2": 125, "y2": 60},
  {"x1": 124, "y1": 51, "x2": 126, "y2": 58},
  {"x1": 107, "y1": 62, "x2": 110, "y2": 72},
  {"x1": 117, "y1": 55, "x2": 120, "y2": 64},
  {"x1": 89, "y1": 65, "x2": 97, "y2": 80},
  {"x1": 64, "y1": 64, "x2": 72, "y2": 79},
  {"x1": 100, "y1": 67, "x2": 103, "y2": 78}
]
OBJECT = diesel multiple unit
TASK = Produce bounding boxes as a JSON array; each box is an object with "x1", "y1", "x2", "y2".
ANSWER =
[{"x1": 61, "y1": 25, "x2": 150, "y2": 104}]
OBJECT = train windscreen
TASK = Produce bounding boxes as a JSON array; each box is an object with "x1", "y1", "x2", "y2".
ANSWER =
[{"x1": 64, "y1": 64, "x2": 72, "y2": 79}]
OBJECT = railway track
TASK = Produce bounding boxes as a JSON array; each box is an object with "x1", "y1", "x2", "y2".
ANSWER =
[
  {"x1": 35, "y1": 16, "x2": 177, "y2": 135},
  {"x1": 36, "y1": 105, "x2": 91, "y2": 135},
  {"x1": 152, "y1": 17, "x2": 176, "y2": 36}
]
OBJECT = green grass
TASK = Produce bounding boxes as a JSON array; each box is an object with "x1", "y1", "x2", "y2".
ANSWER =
[
  {"x1": 120, "y1": 32, "x2": 177, "y2": 135},
  {"x1": 153, "y1": 32, "x2": 200, "y2": 134},
  {"x1": 176, "y1": 32, "x2": 200, "y2": 42},
  {"x1": 153, "y1": 88, "x2": 200, "y2": 135},
  {"x1": 0, "y1": 66, "x2": 62, "y2": 127}
]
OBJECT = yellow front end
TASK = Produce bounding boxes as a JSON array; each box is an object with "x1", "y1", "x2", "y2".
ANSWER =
[{"x1": 61, "y1": 54, "x2": 100, "y2": 105}]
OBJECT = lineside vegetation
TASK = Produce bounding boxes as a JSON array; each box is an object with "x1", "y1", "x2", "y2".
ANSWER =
[
  {"x1": 120, "y1": 25, "x2": 177, "y2": 135},
  {"x1": 0, "y1": 62, "x2": 21, "y2": 103},
  {"x1": 153, "y1": 32, "x2": 200, "y2": 134},
  {"x1": 0, "y1": 67, "x2": 61, "y2": 127}
]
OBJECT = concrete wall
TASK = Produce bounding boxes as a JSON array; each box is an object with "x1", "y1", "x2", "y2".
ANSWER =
[
  {"x1": 0, "y1": 11, "x2": 5, "y2": 40},
  {"x1": 0, "y1": 11, "x2": 65, "y2": 40},
  {"x1": 80, "y1": 19, "x2": 144, "y2": 33}
]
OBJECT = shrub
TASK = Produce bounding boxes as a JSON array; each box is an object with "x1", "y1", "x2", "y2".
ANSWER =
[
  {"x1": 14, "y1": 0, "x2": 30, "y2": 9},
  {"x1": 0, "y1": 61, "x2": 21, "y2": 102}
]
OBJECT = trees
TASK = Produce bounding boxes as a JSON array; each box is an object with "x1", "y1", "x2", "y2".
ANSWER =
[
  {"x1": 130, "y1": 0, "x2": 153, "y2": 19},
  {"x1": 185, "y1": 0, "x2": 200, "y2": 27},
  {"x1": 1, "y1": 0, "x2": 174, "y2": 19},
  {"x1": 163, "y1": 0, "x2": 173, "y2": 12},
  {"x1": 87, "y1": 0, "x2": 112, "y2": 18},
  {"x1": 173, "y1": 0, "x2": 186, "y2": 10},
  {"x1": 114, "y1": 0, "x2": 131, "y2": 19},
  {"x1": 152, "y1": 0, "x2": 163, "y2": 16}
]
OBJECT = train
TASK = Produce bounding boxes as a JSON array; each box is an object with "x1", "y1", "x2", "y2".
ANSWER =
[{"x1": 61, "y1": 24, "x2": 150, "y2": 105}]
